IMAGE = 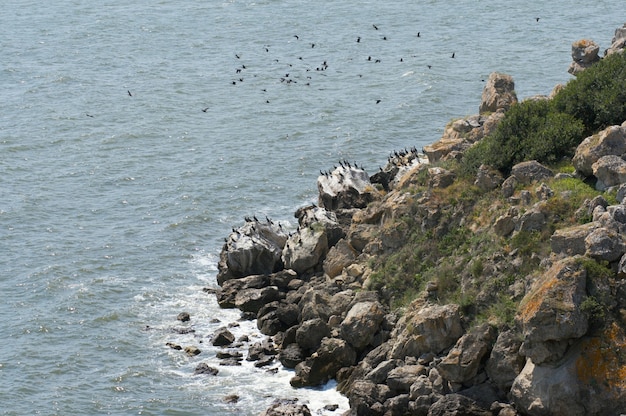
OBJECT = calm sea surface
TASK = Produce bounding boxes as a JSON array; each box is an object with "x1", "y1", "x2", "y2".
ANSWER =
[{"x1": 1, "y1": 1, "x2": 623, "y2": 414}]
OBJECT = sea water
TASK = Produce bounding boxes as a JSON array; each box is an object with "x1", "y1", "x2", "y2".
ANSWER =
[{"x1": 1, "y1": 1, "x2": 623, "y2": 414}]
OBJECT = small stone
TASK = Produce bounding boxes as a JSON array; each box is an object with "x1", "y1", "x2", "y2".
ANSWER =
[
  {"x1": 166, "y1": 342, "x2": 182, "y2": 351},
  {"x1": 223, "y1": 394, "x2": 239, "y2": 403},
  {"x1": 194, "y1": 362, "x2": 218, "y2": 376},
  {"x1": 184, "y1": 346, "x2": 201, "y2": 356},
  {"x1": 177, "y1": 312, "x2": 191, "y2": 322}
]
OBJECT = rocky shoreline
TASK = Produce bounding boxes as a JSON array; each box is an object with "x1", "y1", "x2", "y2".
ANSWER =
[{"x1": 190, "y1": 25, "x2": 626, "y2": 415}]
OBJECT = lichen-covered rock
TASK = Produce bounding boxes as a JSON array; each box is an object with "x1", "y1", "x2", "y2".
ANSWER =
[
  {"x1": 510, "y1": 161, "x2": 553, "y2": 185},
  {"x1": 592, "y1": 154, "x2": 626, "y2": 190},
  {"x1": 568, "y1": 39, "x2": 601, "y2": 76},
  {"x1": 479, "y1": 72, "x2": 517, "y2": 114},
  {"x1": 585, "y1": 226, "x2": 626, "y2": 262},
  {"x1": 340, "y1": 301, "x2": 386, "y2": 351},
  {"x1": 391, "y1": 303, "x2": 464, "y2": 359},
  {"x1": 573, "y1": 125, "x2": 626, "y2": 177},
  {"x1": 516, "y1": 257, "x2": 589, "y2": 364},
  {"x1": 512, "y1": 323, "x2": 626, "y2": 416},
  {"x1": 550, "y1": 222, "x2": 599, "y2": 256}
]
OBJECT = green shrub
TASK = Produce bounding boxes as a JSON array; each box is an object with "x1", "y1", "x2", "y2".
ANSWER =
[
  {"x1": 461, "y1": 99, "x2": 584, "y2": 175},
  {"x1": 553, "y1": 51, "x2": 626, "y2": 133}
]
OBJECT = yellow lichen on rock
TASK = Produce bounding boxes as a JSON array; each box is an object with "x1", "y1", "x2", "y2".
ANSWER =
[{"x1": 576, "y1": 322, "x2": 626, "y2": 394}]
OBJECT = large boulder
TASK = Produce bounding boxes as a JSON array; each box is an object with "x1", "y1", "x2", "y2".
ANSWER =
[
  {"x1": 290, "y1": 337, "x2": 357, "y2": 387},
  {"x1": 282, "y1": 224, "x2": 328, "y2": 274},
  {"x1": 427, "y1": 394, "x2": 493, "y2": 416},
  {"x1": 479, "y1": 72, "x2": 517, "y2": 114},
  {"x1": 585, "y1": 226, "x2": 626, "y2": 262},
  {"x1": 437, "y1": 324, "x2": 497, "y2": 384},
  {"x1": 323, "y1": 239, "x2": 358, "y2": 278},
  {"x1": 391, "y1": 303, "x2": 464, "y2": 359},
  {"x1": 294, "y1": 205, "x2": 345, "y2": 246},
  {"x1": 568, "y1": 39, "x2": 601, "y2": 76},
  {"x1": 295, "y1": 318, "x2": 330, "y2": 352},
  {"x1": 510, "y1": 160, "x2": 553, "y2": 185},
  {"x1": 573, "y1": 125, "x2": 626, "y2": 177},
  {"x1": 511, "y1": 323, "x2": 626, "y2": 416},
  {"x1": 592, "y1": 154, "x2": 626, "y2": 190},
  {"x1": 606, "y1": 23, "x2": 626, "y2": 56},
  {"x1": 485, "y1": 329, "x2": 525, "y2": 393},
  {"x1": 216, "y1": 220, "x2": 288, "y2": 285},
  {"x1": 260, "y1": 399, "x2": 312, "y2": 416},
  {"x1": 234, "y1": 286, "x2": 281, "y2": 314},
  {"x1": 516, "y1": 257, "x2": 589, "y2": 364},
  {"x1": 317, "y1": 165, "x2": 379, "y2": 210},
  {"x1": 340, "y1": 301, "x2": 386, "y2": 350},
  {"x1": 550, "y1": 222, "x2": 600, "y2": 257}
]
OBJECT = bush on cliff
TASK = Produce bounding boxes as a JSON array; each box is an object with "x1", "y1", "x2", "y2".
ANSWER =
[
  {"x1": 462, "y1": 50, "x2": 626, "y2": 175},
  {"x1": 461, "y1": 99, "x2": 585, "y2": 175},
  {"x1": 552, "y1": 50, "x2": 626, "y2": 134}
]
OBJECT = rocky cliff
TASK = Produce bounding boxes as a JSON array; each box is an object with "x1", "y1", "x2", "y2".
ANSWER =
[{"x1": 211, "y1": 25, "x2": 626, "y2": 416}]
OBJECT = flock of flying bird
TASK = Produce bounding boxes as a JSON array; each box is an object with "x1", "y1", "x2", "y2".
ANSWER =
[{"x1": 224, "y1": 23, "x2": 456, "y2": 106}]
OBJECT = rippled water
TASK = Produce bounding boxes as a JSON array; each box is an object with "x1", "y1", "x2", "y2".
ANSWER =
[{"x1": 1, "y1": 0, "x2": 624, "y2": 414}]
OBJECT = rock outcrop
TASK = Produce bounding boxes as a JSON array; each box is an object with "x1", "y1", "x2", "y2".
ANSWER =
[{"x1": 208, "y1": 26, "x2": 626, "y2": 416}]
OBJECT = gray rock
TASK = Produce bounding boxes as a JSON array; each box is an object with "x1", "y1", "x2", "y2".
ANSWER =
[
  {"x1": 291, "y1": 337, "x2": 356, "y2": 387},
  {"x1": 317, "y1": 165, "x2": 378, "y2": 210},
  {"x1": 485, "y1": 330, "x2": 525, "y2": 392},
  {"x1": 437, "y1": 324, "x2": 497, "y2": 384},
  {"x1": 340, "y1": 301, "x2": 386, "y2": 350},
  {"x1": 194, "y1": 362, "x2": 219, "y2": 376},
  {"x1": 510, "y1": 161, "x2": 553, "y2": 185},
  {"x1": 391, "y1": 303, "x2": 464, "y2": 359},
  {"x1": 592, "y1": 154, "x2": 626, "y2": 190},
  {"x1": 364, "y1": 359, "x2": 403, "y2": 384},
  {"x1": 386, "y1": 364, "x2": 428, "y2": 394},
  {"x1": 234, "y1": 286, "x2": 281, "y2": 314},
  {"x1": 494, "y1": 214, "x2": 516, "y2": 237},
  {"x1": 516, "y1": 257, "x2": 589, "y2": 364},
  {"x1": 573, "y1": 125, "x2": 626, "y2": 177},
  {"x1": 323, "y1": 239, "x2": 358, "y2": 278},
  {"x1": 295, "y1": 318, "x2": 330, "y2": 351},
  {"x1": 211, "y1": 327, "x2": 235, "y2": 347},
  {"x1": 475, "y1": 165, "x2": 504, "y2": 191},
  {"x1": 427, "y1": 394, "x2": 493, "y2": 416},
  {"x1": 278, "y1": 343, "x2": 305, "y2": 368},
  {"x1": 216, "y1": 220, "x2": 288, "y2": 284},
  {"x1": 346, "y1": 381, "x2": 392, "y2": 416},
  {"x1": 479, "y1": 72, "x2": 517, "y2": 114},
  {"x1": 501, "y1": 175, "x2": 519, "y2": 198},
  {"x1": 260, "y1": 399, "x2": 311, "y2": 416},
  {"x1": 282, "y1": 225, "x2": 328, "y2": 274},
  {"x1": 550, "y1": 222, "x2": 599, "y2": 256},
  {"x1": 585, "y1": 226, "x2": 626, "y2": 262},
  {"x1": 177, "y1": 312, "x2": 190, "y2": 322}
]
